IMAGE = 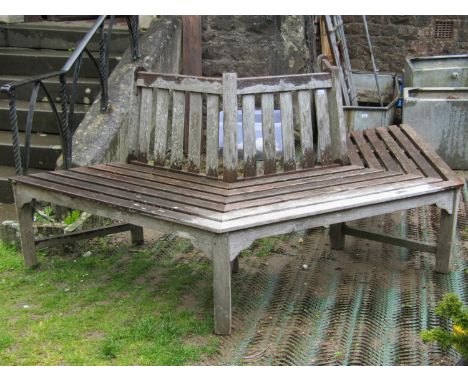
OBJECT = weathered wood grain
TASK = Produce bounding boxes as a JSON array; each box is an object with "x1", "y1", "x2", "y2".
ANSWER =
[
  {"x1": 188, "y1": 92, "x2": 203, "y2": 173},
  {"x1": 206, "y1": 94, "x2": 220, "y2": 178},
  {"x1": 347, "y1": 136, "x2": 364, "y2": 167},
  {"x1": 170, "y1": 91, "x2": 185, "y2": 170},
  {"x1": 261, "y1": 93, "x2": 276, "y2": 175},
  {"x1": 137, "y1": 73, "x2": 222, "y2": 94},
  {"x1": 138, "y1": 87, "x2": 153, "y2": 162},
  {"x1": 222, "y1": 73, "x2": 238, "y2": 182},
  {"x1": 363, "y1": 128, "x2": 401, "y2": 172},
  {"x1": 242, "y1": 95, "x2": 257, "y2": 177},
  {"x1": 351, "y1": 130, "x2": 382, "y2": 169},
  {"x1": 298, "y1": 90, "x2": 315, "y2": 168},
  {"x1": 280, "y1": 92, "x2": 296, "y2": 172},
  {"x1": 314, "y1": 88, "x2": 333, "y2": 165},
  {"x1": 153, "y1": 89, "x2": 169, "y2": 166}
]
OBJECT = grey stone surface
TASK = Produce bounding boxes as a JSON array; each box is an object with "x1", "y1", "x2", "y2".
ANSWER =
[{"x1": 72, "y1": 16, "x2": 182, "y2": 167}]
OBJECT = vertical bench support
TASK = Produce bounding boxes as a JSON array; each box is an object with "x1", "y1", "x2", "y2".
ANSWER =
[
  {"x1": 212, "y1": 233, "x2": 232, "y2": 335},
  {"x1": 435, "y1": 190, "x2": 460, "y2": 273},
  {"x1": 13, "y1": 184, "x2": 37, "y2": 267},
  {"x1": 330, "y1": 223, "x2": 345, "y2": 250}
]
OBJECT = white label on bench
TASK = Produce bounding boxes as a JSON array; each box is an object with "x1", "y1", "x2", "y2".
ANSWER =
[
  {"x1": 317, "y1": 89, "x2": 325, "y2": 95},
  {"x1": 361, "y1": 113, "x2": 369, "y2": 118}
]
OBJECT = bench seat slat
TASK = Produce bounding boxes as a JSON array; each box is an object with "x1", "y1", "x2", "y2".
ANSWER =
[
  {"x1": 363, "y1": 128, "x2": 401, "y2": 172},
  {"x1": 351, "y1": 130, "x2": 382, "y2": 169}
]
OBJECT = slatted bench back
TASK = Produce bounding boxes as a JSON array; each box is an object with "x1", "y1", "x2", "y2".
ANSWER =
[{"x1": 129, "y1": 69, "x2": 348, "y2": 182}]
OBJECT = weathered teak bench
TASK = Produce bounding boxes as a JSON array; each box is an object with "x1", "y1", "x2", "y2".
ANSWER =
[{"x1": 10, "y1": 67, "x2": 463, "y2": 335}]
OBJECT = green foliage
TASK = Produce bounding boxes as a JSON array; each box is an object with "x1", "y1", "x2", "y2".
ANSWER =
[
  {"x1": 33, "y1": 205, "x2": 55, "y2": 222},
  {"x1": 64, "y1": 210, "x2": 81, "y2": 225},
  {"x1": 421, "y1": 293, "x2": 468, "y2": 359}
]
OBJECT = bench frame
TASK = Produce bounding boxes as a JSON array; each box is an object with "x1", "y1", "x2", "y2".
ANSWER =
[{"x1": 11, "y1": 65, "x2": 463, "y2": 335}]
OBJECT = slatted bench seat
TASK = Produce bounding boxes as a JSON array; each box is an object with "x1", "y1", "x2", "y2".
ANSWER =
[{"x1": 10, "y1": 67, "x2": 463, "y2": 335}]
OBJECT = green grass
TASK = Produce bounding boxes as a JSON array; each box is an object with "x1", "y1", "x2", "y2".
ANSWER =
[{"x1": 0, "y1": 235, "x2": 219, "y2": 365}]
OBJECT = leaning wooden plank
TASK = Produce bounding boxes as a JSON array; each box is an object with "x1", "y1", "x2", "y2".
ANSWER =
[
  {"x1": 388, "y1": 125, "x2": 440, "y2": 179},
  {"x1": 30, "y1": 172, "x2": 225, "y2": 218},
  {"x1": 188, "y1": 92, "x2": 203, "y2": 173},
  {"x1": 222, "y1": 73, "x2": 238, "y2": 182},
  {"x1": 137, "y1": 73, "x2": 222, "y2": 94},
  {"x1": 12, "y1": 193, "x2": 37, "y2": 267},
  {"x1": 170, "y1": 91, "x2": 185, "y2": 170},
  {"x1": 261, "y1": 93, "x2": 276, "y2": 175},
  {"x1": 297, "y1": 90, "x2": 315, "y2": 168},
  {"x1": 314, "y1": 88, "x2": 333, "y2": 165},
  {"x1": 35, "y1": 223, "x2": 137, "y2": 250},
  {"x1": 153, "y1": 89, "x2": 170, "y2": 166},
  {"x1": 376, "y1": 127, "x2": 421, "y2": 175},
  {"x1": 206, "y1": 94, "x2": 220, "y2": 178},
  {"x1": 351, "y1": 130, "x2": 382, "y2": 169},
  {"x1": 400, "y1": 124, "x2": 464, "y2": 186},
  {"x1": 280, "y1": 92, "x2": 296, "y2": 172},
  {"x1": 364, "y1": 128, "x2": 401, "y2": 172},
  {"x1": 327, "y1": 66, "x2": 349, "y2": 164},
  {"x1": 237, "y1": 73, "x2": 332, "y2": 95},
  {"x1": 242, "y1": 94, "x2": 257, "y2": 177},
  {"x1": 343, "y1": 226, "x2": 437, "y2": 254},
  {"x1": 347, "y1": 136, "x2": 364, "y2": 167},
  {"x1": 138, "y1": 87, "x2": 153, "y2": 162}
]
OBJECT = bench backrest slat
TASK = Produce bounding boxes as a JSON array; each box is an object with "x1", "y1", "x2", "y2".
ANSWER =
[{"x1": 130, "y1": 69, "x2": 348, "y2": 182}]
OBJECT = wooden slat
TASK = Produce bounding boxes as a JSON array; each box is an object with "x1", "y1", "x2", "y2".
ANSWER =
[
  {"x1": 388, "y1": 125, "x2": 441, "y2": 179},
  {"x1": 242, "y1": 94, "x2": 257, "y2": 177},
  {"x1": 69, "y1": 167, "x2": 227, "y2": 203},
  {"x1": 327, "y1": 66, "x2": 348, "y2": 164},
  {"x1": 280, "y1": 92, "x2": 296, "y2": 172},
  {"x1": 153, "y1": 89, "x2": 169, "y2": 166},
  {"x1": 136, "y1": 73, "x2": 222, "y2": 94},
  {"x1": 206, "y1": 94, "x2": 220, "y2": 178},
  {"x1": 400, "y1": 124, "x2": 464, "y2": 186},
  {"x1": 261, "y1": 93, "x2": 276, "y2": 175},
  {"x1": 30, "y1": 172, "x2": 224, "y2": 219},
  {"x1": 138, "y1": 87, "x2": 153, "y2": 162},
  {"x1": 364, "y1": 128, "x2": 401, "y2": 172},
  {"x1": 222, "y1": 73, "x2": 238, "y2": 182},
  {"x1": 237, "y1": 73, "x2": 332, "y2": 95},
  {"x1": 226, "y1": 169, "x2": 391, "y2": 203},
  {"x1": 351, "y1": 130, "x2": 382, "y2": 169},
  {"x1": 224, "y1": 172, "x2": 420, "y2": 213},
  {"x1": 347, "y1": 136, "x2": 364, "y2": 167},
  {"x1": 376, "y1": 127, "x2": 421, "y2": 175},
  {"x1": 187, "y1": 92, "x2": 203, "y2": 173},
  {"x1": 298, "y1": 90, "x2": 315, "y2": 168},
  {"x1": 170, "y1": 90, "x2": 185, "y2": 170},
  {"x1": 314, "y1": 88, "x2": 332, "y2": 164}
]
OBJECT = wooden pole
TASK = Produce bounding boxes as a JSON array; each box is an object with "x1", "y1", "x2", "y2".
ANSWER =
[
  {"x1": 182, "y1": 16, "x2": 202, "y2": 154},
  {"x1": 319, "y1": 16, "x2": 334, "y2": 64}
]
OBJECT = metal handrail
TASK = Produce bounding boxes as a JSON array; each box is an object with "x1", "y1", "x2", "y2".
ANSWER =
[{"x1": 0, "y1": 15, "x2": 140, "y2": 175}]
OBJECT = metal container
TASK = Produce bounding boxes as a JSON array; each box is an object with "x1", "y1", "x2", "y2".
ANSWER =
[
  {"x1": 403, "y1": 87, "x2": 468, "y2": 169},
  {"x1": 344, "y1": 71, "x2": 399, "y2": 131},
  {"x1": 404, "y1": 54, "x2": 468, "y2": 87}
]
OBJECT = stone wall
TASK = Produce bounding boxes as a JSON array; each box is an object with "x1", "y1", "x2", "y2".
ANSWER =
[
  {"x1": 202, "y1": 15, "x2": 468, "y2": 76},
  {"x1": 343, "y1": 16, "x2": 468, "y2": 74},
  {"x1": 72, "y1": 16, "x2": 182, "y2": 167}
]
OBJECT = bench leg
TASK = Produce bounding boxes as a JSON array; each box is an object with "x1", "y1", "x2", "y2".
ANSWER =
[
  {"x1": 15, "y1": 201, "x2": 38, "y2": 268},
  {"x1": 330, "y1": 223, "x2": 345, "y2": 250},
  {"x1": 130, "y1": 225, "x2": 144, "y2": 245},
  {"x1": 435, "y1": 191, "x2": 460, "y2": 274},
  {"x1": 230, "y1": 256, "x2": 239, "y2": 274},
  {"x1": 212, "y1": 234, "x2": 232, "y2": 335}
]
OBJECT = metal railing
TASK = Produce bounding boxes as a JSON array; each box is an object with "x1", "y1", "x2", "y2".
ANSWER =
[{"x1": 0, "y1": 15, "x2": 140, "y2": 175}]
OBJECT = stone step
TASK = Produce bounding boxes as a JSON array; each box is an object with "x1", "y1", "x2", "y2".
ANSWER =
[
  {"x1": 0, "y1": 99, "x2": 89, "y2": 134},
  {"x1": 0, "y1": 131, "x2": 62, "y2": 170},
  {"x1": 0, "y1": 47, "x2": 121, "y2": 78},
  {"x1": 0, "y1": 20, "x2": 132, "y2": 53},
  {"x1": 0, "y1": 75, "x2": 101, "y2": 104},
  {"x1": 0, "y1": 165, "x2": 43, "y2": 204}
]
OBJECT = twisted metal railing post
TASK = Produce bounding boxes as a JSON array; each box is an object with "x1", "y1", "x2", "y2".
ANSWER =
[
  {"x1": 98, "y1": 16, "x2": 114, "y2": 112},
  {"x1": 69, "y1": 52, "x2": 83, "y2": 134},
  {"x1": 59, "y1": 74, "x2": 71, "y2": 169},
  {"x1": 6, "y1": 88, "x2": 23, "y2": 175},
  {"x1": 127, "y1": 16, "x2": 140, "y2": 61}
]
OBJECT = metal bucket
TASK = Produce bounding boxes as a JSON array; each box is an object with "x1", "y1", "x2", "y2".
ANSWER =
[
  {"x1": 344, "y1": 71, "x2": 399, "y2": 131},
  {"x1": 404, "y1": 54, "x2": 468, "y2": 87},
  {"x1": 403, "y1": 87, "x2": 468, "y2": 169}
]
